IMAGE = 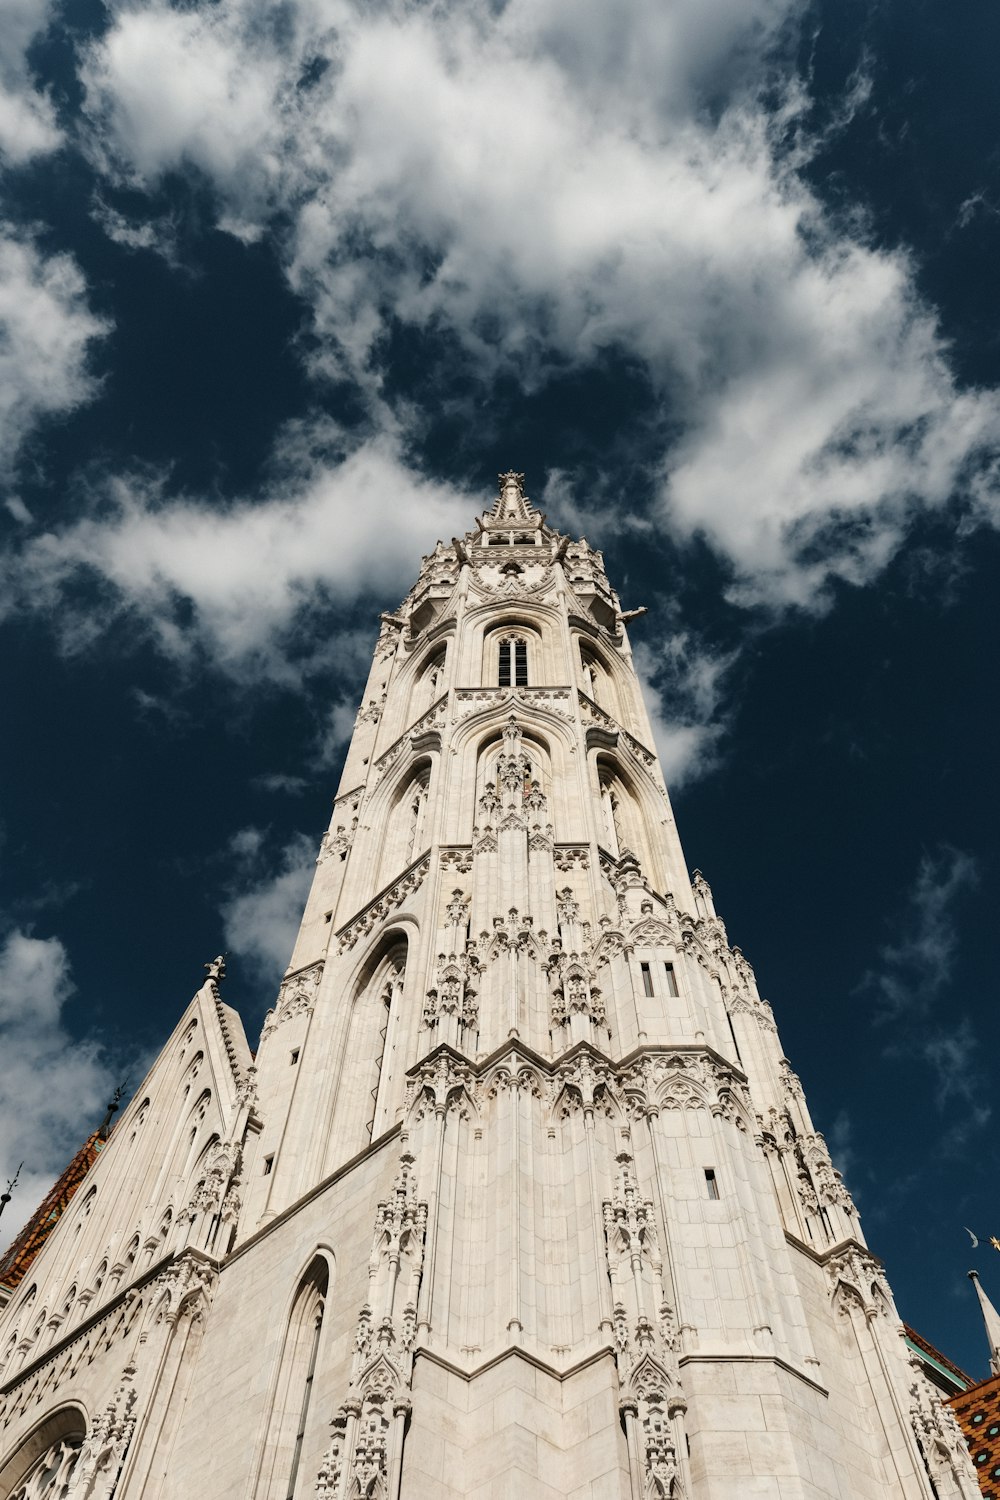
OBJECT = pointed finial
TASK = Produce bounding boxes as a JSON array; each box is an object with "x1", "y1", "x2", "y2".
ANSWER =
[
  {"x1": 0, "y1": 1163, "x2": 22, "y2": 1224},
  {"x1": 497, "y1": 470, "x2": 528, "y2": 518},
  {"x1": 969, "y1": 1269, "x2": 1000, "y2": 1376},
  {"x1": 99, "y1": 1082, "x2": 128, "y2": 1141},
  {"x1": 205, "y1": 954, "x2": 227, "y2": 985}
]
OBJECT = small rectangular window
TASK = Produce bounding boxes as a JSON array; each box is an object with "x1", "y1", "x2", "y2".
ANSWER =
[
  {"x1": 324, "y1": 911, "x2": 332, "y2": 923},
  {"x1": 263, "y1": 1154, "x2": 274, "y2": 1176},
  {"x1": 640, "y1": 961, "x2": 654, "y2": 997},
  {"x1": 705, "y1": 1168, "x2": 720, "y2": 1200},
  {"x1": 290, "y1": 1049, "x2": 300, "y2": 1066},
  {"x1": 663, "y1": 962, "x2": 679, "y2": 998}
]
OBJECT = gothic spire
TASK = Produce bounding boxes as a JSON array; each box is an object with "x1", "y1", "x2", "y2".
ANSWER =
[
  {"x1": 969, "y1": 1270, "x2": 1000, "y2": 1376},
  {"x1": 490, "y1": 470, "x2": 534, "y2": 524}
]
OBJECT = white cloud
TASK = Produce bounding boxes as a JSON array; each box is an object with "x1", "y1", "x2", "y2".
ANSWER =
[
  {"x1": 860, "y1": 847, "x2": 988, "y2": 1139},
  {"x1": 0, "y1": 0, "x2": 61, "y2": 163},
  {"x1": 0, "y1": 228, "x2": 108, "y2": 469},
  {"x1": 4, "y1": 433, "x2": 472, "y2": 684},
  {"x1": 865, "y1": 847, "x2": 978, "y2": 1024},
  {"x1": 77, "y1": 0, "x2": 1000, "y2": 605},
  {"x1": 0, "y1": 930, "x2": 116, "y2": 1255},
  {"x1": 221, "y1": 829, "x2": 316, "y2": 981},
  {"x1": 633, "y1": 634, "x2": 735, "y2": 788}
]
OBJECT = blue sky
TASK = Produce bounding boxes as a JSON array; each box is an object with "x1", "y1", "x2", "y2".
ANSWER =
[{"x1": 0, "y1": 0, "x2": 998, "y2": 1377}]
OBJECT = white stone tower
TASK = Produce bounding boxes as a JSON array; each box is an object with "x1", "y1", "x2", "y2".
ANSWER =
[{"x1": 0, "y1": 473, "x2": 979, "y2": 1499}]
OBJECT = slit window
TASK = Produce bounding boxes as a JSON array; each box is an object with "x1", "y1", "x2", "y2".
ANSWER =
[
  {"x1": 498, "y1": 637, "x2": 528, "y2": 687},
  {"x1": 290, "y1": 1049, "x2": 300, "y2": 1066},
  {"x1": 663, "y1": 962, "x2": 679, "y2": 997},
  {"x1": 640, "y1": 962, "x2": 654, "y2": 997},
  {"x1": 263, "y1": 1154, "x2": 274, "y2": 1176},
  {"x1": 705, "y1": 1169, "x2": 720, "y2": 1200}
]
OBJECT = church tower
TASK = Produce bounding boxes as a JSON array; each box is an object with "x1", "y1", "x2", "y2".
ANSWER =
[{"x1": 0, "y1": 473, "x2": 979, "y2": 1499}]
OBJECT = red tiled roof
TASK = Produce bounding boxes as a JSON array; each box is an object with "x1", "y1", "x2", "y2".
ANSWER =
[
  {"x1": 0, "y1": 1134, "x2": 106, "y2": 1293},
  {"x1": 950, "y1": 1371, "x2": 1000, "y2": 1498}
]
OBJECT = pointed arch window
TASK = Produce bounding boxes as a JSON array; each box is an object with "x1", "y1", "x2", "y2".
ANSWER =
[
  {"x1": 257, "y1": 1257, "x2": 329, "y2": 1500},
  {"x1": 405, "y1": 773, "x2": 429, "y2": 863},
  {"x1": 498, "y1": 635, "x2": 528, "y2": 687}
]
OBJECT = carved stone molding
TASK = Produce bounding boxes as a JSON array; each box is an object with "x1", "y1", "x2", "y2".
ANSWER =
[
  {"x1": 262, "y1": 960, "x2": 324, "y2": 1037},
  {"x1": 826, "y1": 1245, "x2": 891, "y2": 1320},
  {"x1": 453, "y1": 686, "x2": 574, "y2": 724},
  {"x1": 318, "y1": 817, "x2": 357, "y2": 864},
  {"x1": 621, "y1": 1051, "x2": 751, "y2": 1130},
  {"x1": 336, "y1": 856, "x2": 430, "y2": 952},
  {"x1": 152, "y1": 1250, "x2": 218, "y2": 1329},
  {"x1": 439, "y1": 845, "x2": 473, "y2": 873},
  {"x1": 908, "y1": 1353, "x2": 978, "y2": 1496}
]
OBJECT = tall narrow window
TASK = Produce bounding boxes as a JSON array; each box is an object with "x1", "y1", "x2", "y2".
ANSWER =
[
  {"x1": 406, "y1": 779, "x2": 427, "y2": 862},
  {"x1": 640, "y1": 962, "x2": 654, "y2": 997},
  {"x1": 663, "y1": 962, "x2": 679, "y2": 998},
  {"x1": 705, "y1": 1169, "x2": 720, "y2": 1200},
  {"x1": 264, "y1": 1258, "x2": 329, "y2": 1500},
  {"x1": 286, "y1": 1304, "x2": 324, "y2": 1500},
  {"x1": 367, "y1": 959, "x2": 404, "y2": 1140},
  {"x1": 498, "y1": 636, "x2": 528, "y2": 687}
]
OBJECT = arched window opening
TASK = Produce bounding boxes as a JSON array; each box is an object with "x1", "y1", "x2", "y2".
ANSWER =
[
  {"x1": 335, "y1": 935, "x2": 409, "y2": 1157},
  {"x1": 423, "y1": 645, "x2": 446, "y2": 697},
  {"x1": 598, "y1": 760, "x2": 647, "y2": 870},
  {"x1": 601, "y1": 781, "x2": 624, "y2": 857},
  {"x1": 9, "y1": 1437, "x2": 82, "y2": 1500},
  {"x1": 367, "y1": 950, "x2": 406, "y2": 1141},
  {"x1": 498, "y1": 635, "x2": 528, "y2": 688},
  {"x1": 405, "y1": 772, "x2": 429, "y2": 864},
  {"x1": 262, "y1": 1257, "x2": 329, "y2": 1500}
]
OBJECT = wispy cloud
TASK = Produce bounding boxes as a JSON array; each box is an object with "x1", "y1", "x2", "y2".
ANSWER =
[
  {"x1": 861, "y1": 847, "x2": 987, "y2": 1141},
  {"x1": 0, "y1": 0, "x2": 62, "y2": 164},
  {"x1": 633, "y1": 631, "x2": 738, "y2": 789},
  {"x1": 0, "y1": 930, "x2": 116, "y2": 1254},
  {"x1": 0, "y1": 228, "x2": 108, "y2": 473},
  {"x1": 864, "y1": 847, "x2": 978, "y2": 1024},
  {"x1": 1, "y1": 431, "x2": 472, "y2": 686},
  {"x1": 220, "y1": 828, "x2": 316, "y2": 986}
]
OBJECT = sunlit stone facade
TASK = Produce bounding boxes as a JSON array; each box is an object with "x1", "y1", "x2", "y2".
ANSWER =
[{"x1": 0, "y1": 474, "x2": 979, "y2": 1498}]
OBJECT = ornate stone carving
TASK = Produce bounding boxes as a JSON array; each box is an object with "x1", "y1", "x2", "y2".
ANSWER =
[
  {"x1": 153, "y1": 1251, "x2": 218, "y2": 1328},
  {"x1": 453, "y1": 687, "x2": 574, "y2": 724},
  {"x1": 406, "y1": 1052, "x2": 478, "y2": 1122},
  {"x1": 603, "y1": 1155, "x2": 688, "y2": 1495},
  {"x1": 908, "y1": 1354, "x2": 978, "y2": 1496},
  {"x1": 439, "y1": 846, "x2": 473, "y2": 873},
  {"x1": 314, "y1": 1153, "x2": 427, "y2": 1500},
  {"x1": 337, "y1": 856, "x2": 430, "y2": 952},
  {"x1": 826, "y1": 1246, "x2": 891, "y2": 1320},
  {"x1": 187, "y1": 1139, "x2": 242, "y2": 1218},
  {"x1": 356, "y1": 693, "x2": 386, "y2": 727},
  {"x1": 621, "y1": 1050, "x2": 750, "y2": 1130},
  {"x1": 554, "y1": 845, "x2": 590, "y2": 871},
  {"x1": 9, "y1": 1437, "x2": 81, "y2": 1500},
  {"x1": 204, "y1": 954, "x2": 226, "y2": 985},
  {"x1": 318, "y1": 816, "x2": 357, "y2": 864},
  {"x1": 262, "y1": 960, "x2": 324, "y2": 1037},
  {"x1": 69, "y1": 1358, "x2": 138, "y2": 1499}
]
